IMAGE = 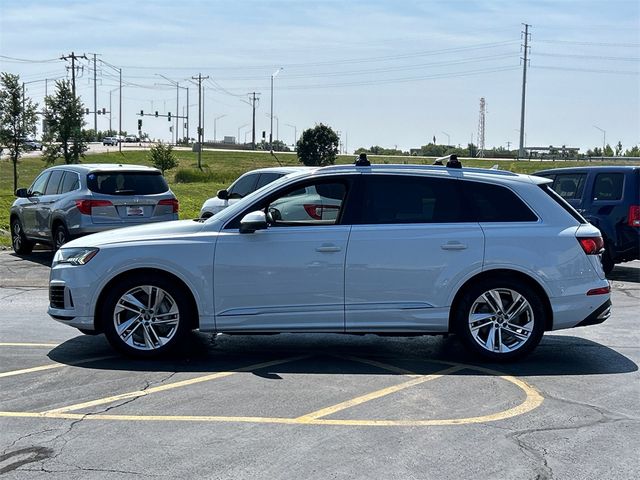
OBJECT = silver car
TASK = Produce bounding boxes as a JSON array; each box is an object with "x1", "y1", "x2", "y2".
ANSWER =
[{"x1": 10, "y1": 164, "x2": 179, "y2": 253}]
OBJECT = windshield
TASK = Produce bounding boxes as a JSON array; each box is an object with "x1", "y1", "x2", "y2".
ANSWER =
[{"x1": 87, "y1": 172, "x2": 168, "y2": 195}]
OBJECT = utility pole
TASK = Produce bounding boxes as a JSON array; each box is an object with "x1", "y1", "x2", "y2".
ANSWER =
[
  {"x1": 191, "y1": 73, "x2": 209, "y2": 169},
  {"x1": 93, "y1": 53, "x2": 97, "y2": 135},
  {"x1": 249, "y1": 92, "x2": 260, "y2": 149},
  {"x1": 60, "y1": 51, "x2": 87, "y2": 97},
  {"x1": 518, "y1": 23, "x2": 531, "y2": 159}
]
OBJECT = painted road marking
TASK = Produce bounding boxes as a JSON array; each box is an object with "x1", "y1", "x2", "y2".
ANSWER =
[
  {"x1": 0, "y1": 356, "x2": 115, "y2": 379},
  {"x1": 296, "y1": 365, "x2": 464, "y2": 422},
  {"x1": 43, "y1": 355, "x2": 310, "y2": 414},
  {"x1": 0, "y1": 354, "x2": 544, "y2": 426},
  {"x1": 0, "y1": 343, "x2": 59, "y2": 348}
]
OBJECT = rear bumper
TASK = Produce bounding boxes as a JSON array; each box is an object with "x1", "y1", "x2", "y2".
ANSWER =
[
  {"x1": 68, "y1": 214, "x2": 179, "y2": 236},
  {"x1": 575, "y1": 299, "x2": 612, "y2": 327}
]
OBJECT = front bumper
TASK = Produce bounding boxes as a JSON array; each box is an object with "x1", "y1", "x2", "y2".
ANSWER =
[{"x1": 47, "y1": 264, "x2": 101, "y2": 331}]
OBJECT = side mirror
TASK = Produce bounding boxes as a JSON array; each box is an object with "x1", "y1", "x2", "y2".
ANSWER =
[
  {"x1": 217, "y1": 189, "x2": 229, "y2": 200},
  {"x1": 15, "y1": 188, "x2": 29, "y2": 198},
  {"x1": 239, "y1": 211, "x2": 268, "y2": 234}
]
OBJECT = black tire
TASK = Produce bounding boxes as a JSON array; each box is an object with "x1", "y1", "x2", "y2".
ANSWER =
[
  {"x1": 11, "y1": 218, "x2": 34, "y2": 255},
  {"x1": 101, "y1": 273, "x2": 193, "y2": 358},
  {"x1": 453, "y1": 277, "x2": 546, "y2": 362},
  {"x1": 53, "y1": 223, "x2": 70, "y2": 251},
  {"x1": 601, "y1": 247, "x2": 615, "y2": 275}
]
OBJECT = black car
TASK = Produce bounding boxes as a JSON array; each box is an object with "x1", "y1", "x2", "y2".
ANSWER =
[{"x1": 535, "y1": 166, "x2": 640, "y2": 273}]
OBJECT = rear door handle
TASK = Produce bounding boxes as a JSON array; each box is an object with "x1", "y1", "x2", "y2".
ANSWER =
[
  {"x1": 440, "y1": 241, "x2": 467, "y2": 251},
  {"x1": 316, "y1": 244, "x2": 341, "y2": 253}
]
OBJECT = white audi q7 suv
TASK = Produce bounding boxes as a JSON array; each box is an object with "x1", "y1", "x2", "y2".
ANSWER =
[{"x1": 48, "y1": 163, "x2": 611, "y2": 361}]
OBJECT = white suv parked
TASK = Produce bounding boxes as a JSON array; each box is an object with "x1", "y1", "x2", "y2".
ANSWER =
[
  {"x1": 48, "y1": 163, "x2": 611, "y2": 361},
  {"x1": 199, "y1": 167, "x2": 308, "y2": 218}
]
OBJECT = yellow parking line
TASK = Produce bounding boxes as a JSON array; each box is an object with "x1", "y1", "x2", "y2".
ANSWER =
[
  {"x1": 296, "y1": 365, "x2": 464, "y2": 422},
  {"x1": 0, "y1": 343, "x2": 59, "y2": 348},
  {"x1": 43, "y1": 355, "x2": 310, "y2": 414},
  {"x1": 0, "y1": 356, "x2": 115, "y2": 379}
]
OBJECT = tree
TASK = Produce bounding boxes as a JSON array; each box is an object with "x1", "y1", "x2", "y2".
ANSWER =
[
  {"x1": 603, "y1": 143, "x2": 614, "y2": 157},
  {"x1": 615, "y1": 141, "x2": 623, "y2": 156},
  {"x1": 149, "y1": 142, "x2": 178, "y2": 174},
  {"x1": 42, "y1": 80, "x2": 87, "y2": 165},
  {"x1": 296, "y1": 123, "x2": 339, "y2": 166},
  {"x1": 0, "y1": 72, "x2": 38, "y2": 192}
]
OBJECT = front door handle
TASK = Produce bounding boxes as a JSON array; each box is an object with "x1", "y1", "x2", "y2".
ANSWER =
[
  {"x1": 440, "y1": 241, "x2": 467, "y2": 251},
  {"x1": 316, "y1": 244, "x2": 341, "y2": 253}
]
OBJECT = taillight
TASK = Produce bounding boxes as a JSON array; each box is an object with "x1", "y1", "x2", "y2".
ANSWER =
[
  {"x1": 158, "y1": 198, "x2": 179, "y2": 213},
  {"x1": 578, "y1": 236, "x2": 604, "y2": 255},
  {"x1": 74, "y1": 199, "x2": 113, "y2": 215},
  {"x1": 587, "y1": 285, "x2": 610, "y2": 296},
  {"x1": 303, "y1": 204, "x2": 340, "y2": 220},
  {"x1": 628, "y1": 205, "x2": 640, "y2": 227}
]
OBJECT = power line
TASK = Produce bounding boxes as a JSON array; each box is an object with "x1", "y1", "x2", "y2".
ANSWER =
[
  {"x1": 532, "y1": 65, "x2": 639, "y2": 75},
  {"x1": 536, "y1": 39, "x2": 640, "y2": 47},
  {"x1": 533, "y1": 52, "x2": 640, "y2": 62},
  {"x1": 0, "y1": 55, "x2": 61, "y2": 63}
]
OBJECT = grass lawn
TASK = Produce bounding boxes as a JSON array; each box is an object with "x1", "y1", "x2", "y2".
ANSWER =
[{"x1": 0, "y1": 148, "x2": 634, "y2": 247}]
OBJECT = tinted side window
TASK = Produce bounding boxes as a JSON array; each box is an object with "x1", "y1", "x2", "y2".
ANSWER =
[
  {"x1": 44, "y1": 170, "x2": 64, "y2": 195},
  {"x1": 465, "y1": 181, "x2": 538, "y2": 222},
  {"x1": 551, "y1": 173, "x2": 587, "y2": 200},
  {"x1": 87, "y1": 172, "x2": 168, "y2": 195},
  {"x1": 229, "y1": 173, "x2": 259, "y2": 198},
  {"x1": 255, "y1": 172, "x2": 284, "y2": 190},
  {"x1": 358, "y1": 175, "x2": 470, "y2": 224},
  {"x1": 29, "y1": 172, "x2": 50, "y2": 196},
  {"x1": 592, "y1": 173, "x2": 623, "y2": 201},
  {"x1": 60, "y1": 172, "x2": 80, "y2": 194},
  {"x1": 269, "y1": 181, "x2": 347, "y2": 226}
]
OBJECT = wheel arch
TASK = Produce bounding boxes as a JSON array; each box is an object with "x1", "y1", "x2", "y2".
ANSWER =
[
  {"x1": 448, "y1": 268, "x2": 553, "y2": 332},
  {"x1": 94, "y1": 267, "x2": 200, "y2": 333}
]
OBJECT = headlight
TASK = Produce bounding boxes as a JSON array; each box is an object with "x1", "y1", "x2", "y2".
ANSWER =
[{"x1": 52, "y1": 247, "x2": 99, "y2": 267}]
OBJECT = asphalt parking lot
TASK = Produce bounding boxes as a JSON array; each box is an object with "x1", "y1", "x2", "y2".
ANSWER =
[{"x1": 0, "y1": 251, "x2": 638, "y2": 479}]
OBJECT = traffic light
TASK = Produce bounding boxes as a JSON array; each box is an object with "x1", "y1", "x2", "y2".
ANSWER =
[
  {"x1": 155, "y1": 111, "x2": 158, "y2": 117},
  {"x1": 262, "y1": 131, "x2": 266, "y2": 139},
  {"x1": 140, "y1": 110, "x2": 144, "y2": 116},
  {"x1": 167, "y1": 112, "x2": 171, "y2": 122},
  {"x1": 137, "y1": 119, "x2": 142, "y2": 130},
  {"x1": 85, "y1": 108, "x2": 89, "y2": 115},
  {"x1": 102, "y1": 108, "x2": 106, "y2": 115}
]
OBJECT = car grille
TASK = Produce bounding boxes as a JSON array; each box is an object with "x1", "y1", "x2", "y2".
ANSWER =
[{"x1": 49, "y1": 285, "x2": 66, "y2": 309}]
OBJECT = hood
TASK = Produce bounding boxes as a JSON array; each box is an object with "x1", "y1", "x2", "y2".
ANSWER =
[{"x1": 64, "y1": 219, "x2": 207, "y2": 248}]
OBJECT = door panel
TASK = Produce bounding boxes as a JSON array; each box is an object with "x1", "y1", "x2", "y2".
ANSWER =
[
  {"x1": 345, "y1": 223, "x2": 484, "y2": 332},
  {"x1": 214, "y1": 225, "x2": 350, "y2": 331}
]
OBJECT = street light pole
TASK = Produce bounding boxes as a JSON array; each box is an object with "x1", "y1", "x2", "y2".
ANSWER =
[
  {"x1": 442, "y1": 131, "x2": 451, "y2": 146},
  {"x1": 214, "y1": 114, "x2": 226, "y2": 143},
  {"x1": 285, "y1": 123, "x2": 297, "y2": 148},
  {"x1": 593, "y1": 125, "x2": 606, "y2": 156},
  {"x1": 238, "y1": 124, "x2": 249, "y2": 144},
  {"x1": 270, "y1": 68, "x2": 283, "y2": 151}
]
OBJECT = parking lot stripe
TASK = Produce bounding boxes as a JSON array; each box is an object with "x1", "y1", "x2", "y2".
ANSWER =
[
  {"x1": 0, "y1": 356, "x2": 115, "y2": 379},
  {"x1": 295, "y1": 365, "x2": 464, "y2": 422},
  {"x1": 42, "y1": 355, "x2": 310, "y2": 415},
  {"x1": 0, "y1": 343, "x2": 59, "y2": 347}
]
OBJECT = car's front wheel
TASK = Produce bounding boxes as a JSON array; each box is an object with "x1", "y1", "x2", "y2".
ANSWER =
[
  {"x1": 11, "y1": 218, "x2": 34, "y2": 255},
  {"x1": 453, "y1": 278, "x2": 546, "y2": 361},
  {"x1": 53, "y1": 223, "x2": 70, "y2": 251},
  {"x1": 101, "y1": 274, "x2": 193, "y2": 357}
]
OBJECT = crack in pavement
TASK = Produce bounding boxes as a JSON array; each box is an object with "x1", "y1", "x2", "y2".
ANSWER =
[{"x1": 9, "y1": 371, "x2": 179, "y2": 476}]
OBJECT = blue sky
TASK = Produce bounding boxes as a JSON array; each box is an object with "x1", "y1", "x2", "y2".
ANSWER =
[{"x1": 1, "y1": 0, "x2": 638, "y2": 152}]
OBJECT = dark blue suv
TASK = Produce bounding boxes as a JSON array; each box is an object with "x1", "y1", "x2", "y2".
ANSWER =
[{"x1": 535, "y1": 166, "x2": 640, "y2": 274}]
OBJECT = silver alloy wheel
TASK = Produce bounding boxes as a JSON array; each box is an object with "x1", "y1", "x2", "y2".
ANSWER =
[
  {"x1": 113, "y1": 285, "x2": 180, "y2": 351},
  {"x1": 467, "y1": 288, "x2": 534, "y2": 354},
  {"x1": 11, "y1": 221, "x2": 22, "y2": 251},
  {"x1": 54, "y1": 228, "x2": 67, "y2": 250}
]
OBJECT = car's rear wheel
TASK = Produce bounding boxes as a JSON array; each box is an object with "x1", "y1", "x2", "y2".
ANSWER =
[
  {"x1": 101, "y1": 274, "x2": 193, "y2": 357},
  {"x1": 601, "y1": 246, "x2": 615, "y2": 275},
  {"x1": 11, "y1": 218, "x2": 34, "y2": 255},
  {"x1": 454, "y1": 278, "x2": 545, "y2": 361},
  {"x1": 53, "y1": 223, "x2": 70, "y2": 251}
]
